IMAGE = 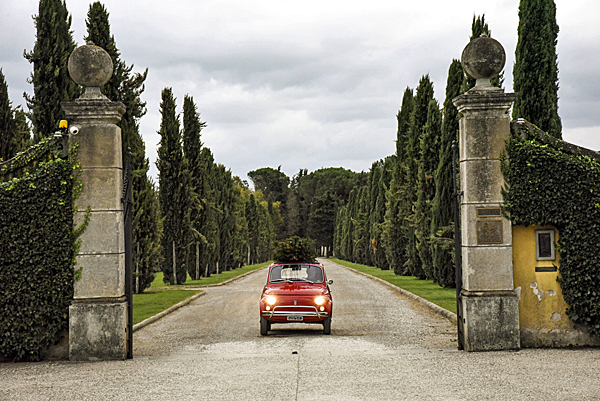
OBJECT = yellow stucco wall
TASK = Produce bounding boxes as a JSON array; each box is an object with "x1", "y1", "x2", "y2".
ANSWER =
[{"x1": 512, "y1": 225, "x2": 572, "y2": 331}]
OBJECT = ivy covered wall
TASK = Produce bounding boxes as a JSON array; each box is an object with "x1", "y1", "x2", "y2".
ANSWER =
[
  {"x1": 503, "y1": 121, "x2": 600, "y2": 338},
  {"x1": 0, "y1": 139, "x2": 77, "y2": 361}
]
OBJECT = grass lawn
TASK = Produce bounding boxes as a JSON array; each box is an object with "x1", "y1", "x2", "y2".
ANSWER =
[
  {"x1": 132, "y1": 289, "x2": 202, "y2": 325},
  {"x1": 329, "y1": 258, "x2": 457, "y2": 314},
  {"x1": 133, "y1": 261, "x2": 272, "y2": 325},
  {"x1": 150, "y1": 261, "x2": 272, "y2": 288}
]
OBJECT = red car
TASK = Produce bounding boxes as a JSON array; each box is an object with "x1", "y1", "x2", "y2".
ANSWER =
[{"x1": 260, "y1": 261, "x2": 333, "y2": 335}]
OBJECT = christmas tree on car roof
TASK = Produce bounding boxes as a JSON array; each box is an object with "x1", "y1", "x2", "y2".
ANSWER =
[{"x1": 272, "y1": 236, "x2": 317, "y2": 263}]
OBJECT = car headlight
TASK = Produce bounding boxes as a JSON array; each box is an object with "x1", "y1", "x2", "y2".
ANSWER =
[
  {"x1": 266, "y1": 296, "x2": 277, "y2": 305},
  {"x1": 315, "y1": 296, "x2": 326, "y2": 306}
]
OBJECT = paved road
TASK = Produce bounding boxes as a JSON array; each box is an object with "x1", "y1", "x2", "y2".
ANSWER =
[{"x1": 2, "y1": 259, "x2": 600, "y2": 400}]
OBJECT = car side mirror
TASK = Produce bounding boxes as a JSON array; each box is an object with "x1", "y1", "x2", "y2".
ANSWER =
[{"x1": 327, "y1": 279, "x2": 333, "y2": 285}]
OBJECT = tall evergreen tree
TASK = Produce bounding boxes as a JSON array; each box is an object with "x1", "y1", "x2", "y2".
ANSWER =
[
  {"x1": 24, "y1": 0, "x2": 79, "y2": 141},
  {"x1": 246, "y1": 193, "x2": 260, "y2": 265},
  {"x1": 182, "y1": 94, "x2": 207, "y2": 278},
  {"x1": 383, "y1": 88, "x2": 414, "y2": 275},
  {"x1": 512, "y1": 0, "x2": 562, "y2": 138},
  {"x1": 404, "y1": 75, "x2": 434, "y2": 278},
  {"x1": 0, "y1": 69, "x2": 15, "y2": 162},
  {"x1": 415, "y1": 99, "x2": 442, "y2": 279},
  {"x1": 12, "y1": 108, "x2": 32, "y2": 155},
  {"x1": 157, "y1": 88, "x2": 190, "y2": 284},
  {"x1": 431, "y1": 59, "x2": 463, "y2": 288},
  {"x1": 85, "y1": 2, "x2": 158, "y2": 292}
]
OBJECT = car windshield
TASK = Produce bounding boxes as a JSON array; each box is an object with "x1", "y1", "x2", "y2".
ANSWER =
[{"x1": 269, "y1": 264, "x2": 324, "y2": 283}]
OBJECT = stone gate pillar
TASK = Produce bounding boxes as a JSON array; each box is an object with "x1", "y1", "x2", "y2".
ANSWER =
[
  {"x1": 452, "y1": 36, "x2": 520, "y2": 351},
  {"x1": 62, "y1": 43, "x2": 127, "y2": 360}
]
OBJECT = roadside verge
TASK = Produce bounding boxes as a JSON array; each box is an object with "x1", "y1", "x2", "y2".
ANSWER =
[
  {"x1": 324, "y1": 258, "x2": 457, "y2": 325},
  {"x1": 133, "y1": 265, "x2": 269, "y2": 332}
]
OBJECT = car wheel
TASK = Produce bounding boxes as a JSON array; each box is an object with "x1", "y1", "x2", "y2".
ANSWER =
[
  {"x1": 323, "y1": 317, "x2": 331, "y2": 335},
  {"x1": 260, "y1": 317, "x2": 269, "y2": 336}
]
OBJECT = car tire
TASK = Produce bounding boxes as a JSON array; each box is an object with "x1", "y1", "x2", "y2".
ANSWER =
[
  {"x1": 260, "y1": 317, "x2": 269, "y2": 336},
  {"x1": 323, "y1": 317, "x2": 331, "y2": 335}
]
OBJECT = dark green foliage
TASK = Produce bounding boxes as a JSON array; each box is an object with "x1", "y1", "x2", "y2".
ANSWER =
[
  {"x1": 0, "y1": 139, "x2": 77, "y2": 361},
  {"x1": 287, "y1": 167, "x2": 363, "y2": 254},
  {"x1": 431, "y1": 59, "x2": 463, "y2": 288},
  {"x1": 157, "y1": 88, "x2": 190, "y2": 284},
  {"x1": 182, "y1": 95, "x2": 207, "y2": 278},
  {"x1": 512, "y1": 0, "x2": 562, "y2": 138},
  {"x1": 85, "y1": 2, "x2": 157, "y2": 293},
  {"x1": 368, "y1": 158, "x2": 394, "y2": 270},
  {"x1": 503, "y1": 122, "x2": 600, "y2": 337},
  {"x1": 248, "y1": 166, "x2": 289, "y2": 204},
  {"x1": 246, "y1": 193, "x2": 260, "y2": 265},
  {"x1": 132, "y1": 174, "x2": 161, "y2": 293},
  {"x1": 404, "y1": 75, "x2": 434, "y2": 278},
  {"x1": 24, "y1": 0, "x2": 79, "y2": 142},
  {"x1": 383, "y1": 88, "x2": 414, "y2": 275},
  {"x1": 0, "y1": 69, "x2": 16, "y2": 161},
  {"x1": 273, "y1": 236, "x2": 316, "y2": 262},
  {"x1": 248, "y1": 166, "x2": 289, "y2": 239},
  {"x1": 415, "y1": 100, "x2": 442, "y2": 279}
]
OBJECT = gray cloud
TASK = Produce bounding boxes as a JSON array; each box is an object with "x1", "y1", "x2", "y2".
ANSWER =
[{"x1": 1, "y1": 0, "x2": 599, "y2": 182}]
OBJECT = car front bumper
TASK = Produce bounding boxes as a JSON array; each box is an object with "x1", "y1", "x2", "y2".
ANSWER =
[{"x1": 261, "y1": 305, "x2": 329, "y2": 319}]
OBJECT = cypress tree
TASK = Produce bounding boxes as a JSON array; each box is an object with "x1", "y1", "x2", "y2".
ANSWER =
[
  {"x1": 404, "y1": 75, "x2": 434, "y2": 278},
  {"x1": 431, "y1": 59, "x2": 463, "y2": 288},
  {"x1": 512, "y1": 0, "x2": 562, "y2": 138},
  {"x1": 0, "y1": 69, "x2": 15, "y2": 162},
  {"x1": 383, "y1": 88, "x2": 414, "y2": 275},
  {"x1": 415, "y1": 99, "x2": 442, "y2": 279},
  {"x1": 12, "y1": 108, "x2": 32, "y2": 155},
  {"x1": 85, "y1": 2, "x2": 158, "y2": 292},
  {"x1": 24, "y1": 0, "x2": 79, "y2": 142},
  {"x1": 157, "y1": 88, "x2": 190, "y2": 284},
  {"x1": 246, "y1": 193, "x2": 259, "y2": 264},
  {"x1": 198, "y1": 147, "x2": 218, "y2": 275},
  {"x1": 182, "y1": 94, "x2": 207, "y2": 278}
]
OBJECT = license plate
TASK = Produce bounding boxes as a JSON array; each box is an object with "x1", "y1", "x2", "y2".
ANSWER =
[{"x1": 287, "y1": 316, "x2": 303, "y2": 321}]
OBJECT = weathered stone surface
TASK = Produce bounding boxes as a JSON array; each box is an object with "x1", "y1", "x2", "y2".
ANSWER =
[
  {"x1": 75, "y1": 211, "x2": 124, "y2": 254},
  {"x1": 461, "y1": 246, "x2": 514, "y2": 291},
  {"x1": 68, "y1": 124, "x2": 123, "y2": 170},
  {"x1": 461, "y1": 204, "x2": 512, "y2": 247},
  {"x1": 69, "y1": 302, "x2": 127, "y2": 361},
  {"x1": 77, "y1": 168, "x2": 123, "y2": 211},
  {"x1": 459, "y1": 117, "x2": 511, "y2": 161},
  {"x1": 453, "y1": 92, "x2": 516, "y2": 115},
  {"x1": 73, "y1": 253, "x2": 125, "y2": 299},
  {"x1": 460, "y1": 159, "x2": 505, "y2": 204},
  {"x1": 461, "y1": 35, "x2": 506, "y2": 90},
  {"x1": 520, "y1": 327, "x2": 600, "y2": 348},
  {"x1": 62, "y1": 99, "x2": 125, "y2": 124},
  {"x1": 462, "y1": 293, "x2": 520, "y2": 351},
  {"x1": 68, "y1": 44, "x2": 113, "y2": 89}
]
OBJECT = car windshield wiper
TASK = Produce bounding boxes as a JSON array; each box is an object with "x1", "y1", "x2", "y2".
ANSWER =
[{"x1": 270, "y1": 279, "x2": 291, "y2": 283}]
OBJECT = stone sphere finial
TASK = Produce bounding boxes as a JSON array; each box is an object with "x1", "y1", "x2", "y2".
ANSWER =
[
  {"x1": 68, "y1": 43, "x2": 113, "y2": 98},
  {"x1": 461, "y1": 35, "x2": 505, "y2": 90}
]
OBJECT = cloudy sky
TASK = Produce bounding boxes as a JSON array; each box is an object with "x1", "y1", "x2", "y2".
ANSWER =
[{"x1": 1, "y1": 0, "x2": 599, "y2": 182}]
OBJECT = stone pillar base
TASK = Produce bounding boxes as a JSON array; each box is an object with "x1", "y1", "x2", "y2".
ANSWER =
[
  {"x1": 461, "y1": 292, "x2": 520, "y2": 351},
  {"x1": 69, "y1": 301, "x2": 127, "y2": 361}
]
